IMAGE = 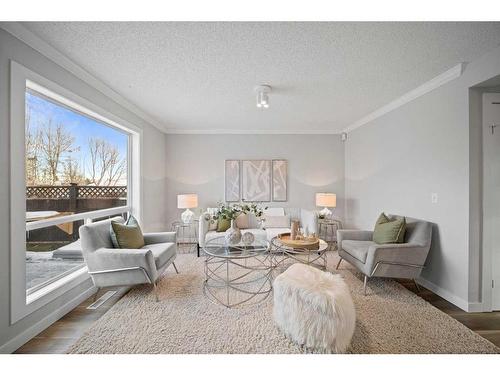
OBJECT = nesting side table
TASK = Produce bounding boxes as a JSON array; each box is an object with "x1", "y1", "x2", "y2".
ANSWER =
[
  {"x1": 318, "y1": 219, "x2": 343, "y2": 251},
  {"x1": 171, "y1": 220, "x2": 199, "y2": 256}
]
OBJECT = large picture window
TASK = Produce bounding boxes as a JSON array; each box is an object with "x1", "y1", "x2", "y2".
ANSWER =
[
  {"x1": 25, "y1": 89, "x2": 129, "y2": 294},
  {"x1": 10, "y1": 61, "x2": 142, "y2": 323}
]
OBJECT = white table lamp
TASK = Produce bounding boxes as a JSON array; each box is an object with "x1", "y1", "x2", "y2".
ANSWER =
[
  {"x1": 177, "y1": 194, "x2": 198, "y2": 224},
  {"x1": 316, "y1": 193, "x2": 336, "y2": 218}
]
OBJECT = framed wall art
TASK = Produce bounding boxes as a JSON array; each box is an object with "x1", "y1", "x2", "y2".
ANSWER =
[
  {"x1": 272, "y1": 160, "x2": 287, "y2": 201},
  {"x1": 224, "y1": 160, "x2": 240, "y2": 202},
  {"x1": 241, "y1": 160, "x2": 271, "y2": 202}
]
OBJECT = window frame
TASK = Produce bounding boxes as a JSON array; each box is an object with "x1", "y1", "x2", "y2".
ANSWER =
[{"x1": 10, "y1": 60, "x2": 143, "y2": 324}]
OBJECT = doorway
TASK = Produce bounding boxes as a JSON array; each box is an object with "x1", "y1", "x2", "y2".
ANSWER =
[{"x1": 483, "y1": 92, "x2": 500, "y2": 311}]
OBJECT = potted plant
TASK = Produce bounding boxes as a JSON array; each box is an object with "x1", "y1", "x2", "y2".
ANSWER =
[
  {"x1": 209, "y1": 201, "x2": 268, "y2": 245},
  {"x1": 239, "y1": 201, "x2": 267, "y2": 222}
]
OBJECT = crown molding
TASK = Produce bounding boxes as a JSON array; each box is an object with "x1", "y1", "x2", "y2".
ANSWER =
[
  {"x1": 343, "y1": 62, "x2": 466, "y2": 133},
  {"x1": 162, "y1": 128, "x2": 339, "y2": 135},
  {"x1": 0, "y1": 22, "x2": 167, "y2": 133}
]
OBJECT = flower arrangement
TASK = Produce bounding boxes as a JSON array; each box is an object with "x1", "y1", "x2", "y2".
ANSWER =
[
  {"x1": 206, "y1": 201, "x2": 268, "y2": 223},
  {"x1": 238, "y1": 202, "x2": 267, "y2": 221}
]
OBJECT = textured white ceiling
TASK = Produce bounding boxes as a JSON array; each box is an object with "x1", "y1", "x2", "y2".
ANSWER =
[{"x1": 22, "y1": 22, "x2": 500, "y2": 134}]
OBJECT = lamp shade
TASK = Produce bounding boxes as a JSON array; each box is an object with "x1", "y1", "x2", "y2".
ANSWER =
[
  {"x1": 177, "y1": 194, "x2": 198, "y2": 209},
  {"x1": 316, "y1": 193, "x2": 336, "y2": 208}
]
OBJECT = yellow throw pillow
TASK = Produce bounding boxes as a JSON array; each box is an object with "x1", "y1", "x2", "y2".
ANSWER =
[
  {"x1": 216, "y1": 217, "x2": 231, "y2": 232},
  {"x1": 111, "y1": 220, "x2": 145, "y2": 249}
]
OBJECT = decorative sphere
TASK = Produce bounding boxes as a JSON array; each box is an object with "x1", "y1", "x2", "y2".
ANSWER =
[
  {"x1": 241, "y1": 231, "x2": 255, "y2": 246},
  {"x1": 225, "y1": 227, "x2": 241, "y2": 245}
]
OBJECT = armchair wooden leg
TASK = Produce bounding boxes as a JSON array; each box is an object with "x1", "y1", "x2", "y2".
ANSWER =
[
  {"x1": 153, "y1": 282, "x2": 160, "y2": 302},
  {"x1": 172, "y1": 262, "x2": 179, "y2": 274},
  {"x1": 363, "y1": 275, "x2": 368, "y2": 296},
  {"x1": 336, "y1": 258, "x2": 342, "y2": 270}
]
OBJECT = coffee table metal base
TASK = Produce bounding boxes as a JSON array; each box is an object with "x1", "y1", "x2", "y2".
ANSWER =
[{"x1": 203, "y1": 254, "x2": 273, "y2": 308}]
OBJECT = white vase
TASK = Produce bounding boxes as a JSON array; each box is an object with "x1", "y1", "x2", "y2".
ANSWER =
[
  {"x1": 181, "y1": 208, "x2": 194, "y2": 224},
  {"x1": 225, "y1": 219, "x2": 242, "y2": 245}
]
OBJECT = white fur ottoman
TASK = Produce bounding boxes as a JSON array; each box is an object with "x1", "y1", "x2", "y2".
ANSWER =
[{"x1": 273, "y1": 263, "x2": 356, "y2": 353}]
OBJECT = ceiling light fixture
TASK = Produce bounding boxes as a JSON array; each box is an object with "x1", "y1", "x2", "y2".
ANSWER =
[{"x1": 255, "y1": 85, "x2": 272, "y2": 109}]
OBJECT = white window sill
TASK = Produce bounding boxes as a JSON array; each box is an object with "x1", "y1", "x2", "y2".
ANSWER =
[
  {"x1": 26, "y1": 266, "x2": 91, "y2": 305},
  {"x1": 11, "y1": 264, "x2": 92, "y2": 324}
]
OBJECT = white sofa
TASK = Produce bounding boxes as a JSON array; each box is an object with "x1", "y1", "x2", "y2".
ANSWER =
[{"x1": 198, "y1": 207, "x2": 318, "y2": 251}]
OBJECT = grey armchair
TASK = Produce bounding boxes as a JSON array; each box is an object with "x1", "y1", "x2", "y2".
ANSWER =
[
  {"x1": 336, "y1": 215, "x2": 432, "y2": 295},
  {"x1": 79, "y1": 217, "x2": 178, "y2": 301}
]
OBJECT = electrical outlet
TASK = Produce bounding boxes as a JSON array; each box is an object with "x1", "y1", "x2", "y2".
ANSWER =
[{"x1": 431, "y1": 193, "x2": 438, "y2": 204}]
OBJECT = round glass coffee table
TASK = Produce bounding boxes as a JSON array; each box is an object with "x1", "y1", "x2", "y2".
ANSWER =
[
  {"x1": 270, "y1": 237, "x2": 329, "y2": 271},
  {"x1": 203, "y1": 236, "x2": 272, "y2": 308}
]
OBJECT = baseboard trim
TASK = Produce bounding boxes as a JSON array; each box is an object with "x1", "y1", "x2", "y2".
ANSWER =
[
  {"x1": 0, "y1": 285, "x2": 97, "y2": 354},
  {"x1": 467, "y1": 302, "x2": 485, "y2": 313},
  {"x1": 417, "y1": 277, "x2": 471, "y2": 312}
]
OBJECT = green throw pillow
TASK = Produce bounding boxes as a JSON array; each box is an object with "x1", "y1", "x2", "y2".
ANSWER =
[
  {"x1": 216, "y1": 217, "x2": 231, "y2": 232},
  {"x1": 373, "y1": 213, "x2": 406, "y2": 244},
  {"x1": 110, "y1": 216, "x2": 145, "y2": 249},
  {"x1": 376, "y1": 212, "x2": 389, "y2": 224},
  {"x1": 110, "y1": 215, "x2": 140, "y2": 248}
]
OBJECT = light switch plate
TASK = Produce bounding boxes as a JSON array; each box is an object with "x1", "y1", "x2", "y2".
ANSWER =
[{"x1": 431, "y1": 193, "x2": 438, "y2": 203}]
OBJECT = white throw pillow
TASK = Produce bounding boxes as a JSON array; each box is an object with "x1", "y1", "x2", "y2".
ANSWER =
[
  {"x1": 263, "y1": 215, "x2": 291, "y2": 228},
  {"x1": 208, "y1": 219, "x2": 218, "y2": 231},
  {"x1": 204, "y1": 208, "x2": 218, "y2": 231},
  {"x1": 265, "y1": 207, "x2": 285, "y2": 216}
]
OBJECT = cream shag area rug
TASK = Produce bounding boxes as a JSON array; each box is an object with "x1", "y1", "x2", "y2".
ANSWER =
[{"x1": 69, "y1": 252, "x2": 499, "y2": 354}]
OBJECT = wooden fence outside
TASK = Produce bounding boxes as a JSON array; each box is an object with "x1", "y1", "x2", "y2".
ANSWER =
[
  {"x1": 26, "y1": 184, "x2": 127, "y2": 243},
  {"x1": 27, "y1": 184, "x2": 127, "y2": 199}
]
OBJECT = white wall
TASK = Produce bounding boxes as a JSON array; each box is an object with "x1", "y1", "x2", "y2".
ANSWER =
[
  {"x1": 142, "y1": 127, "x2": 169, "y2": 231},
  {"x1": 164, "y1": 134, "x2": 344, "y2": 224},
  {"x1": 344, "y1": 45, "x2": 500, "y2": 311},
  {"x1": 0, "y1": 28, "x2": 168, "y2": 352}
]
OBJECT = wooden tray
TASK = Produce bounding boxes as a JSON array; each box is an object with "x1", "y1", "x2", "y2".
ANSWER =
[{"x1": 277, "y1": 233, "x2": 320, "y2": 250}]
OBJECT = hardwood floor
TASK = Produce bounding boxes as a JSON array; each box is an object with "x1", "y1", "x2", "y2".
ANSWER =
[
  {"x1": 15, "y1": 278, "x2": 500, "y2": 353},
  {"x1": 14, "y1": 287, "x2": 128, "y2": 354},
  {"x1": 398, "y1": 279, "x2": 500, "y2": 348}
]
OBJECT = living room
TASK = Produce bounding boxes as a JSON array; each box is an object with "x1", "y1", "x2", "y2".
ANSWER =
[{"x1": 1, "y1": 1, "x2": 500, "y2": 373}]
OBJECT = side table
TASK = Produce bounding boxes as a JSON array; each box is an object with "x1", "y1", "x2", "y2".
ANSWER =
[
  {"x1": 270, "y1": 237, "x2": 329, "y2": 271},
  {"x1": 318, "y1": 219, "x2": 343, "y2": 251},
  {"x1": 171, "y1": 220, "x2": 199, "y2": 256}
]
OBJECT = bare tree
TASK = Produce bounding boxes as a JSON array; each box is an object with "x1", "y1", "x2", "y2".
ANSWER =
[
  {"x1": 39, "y1": 120, "x2": 77, "y2": 184},
  {"x1": 25, "y1": 104, "x2": 43, "y2": 185},
  {"x1": 88, "y1": 137, "x2": 126, "y2": 186},
  {"x1": 62, "y1": 157, "x2": 87, "y2": 185},
  {"x1": 24, "y1": 106, "x2": 124, "y2": 187}
]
